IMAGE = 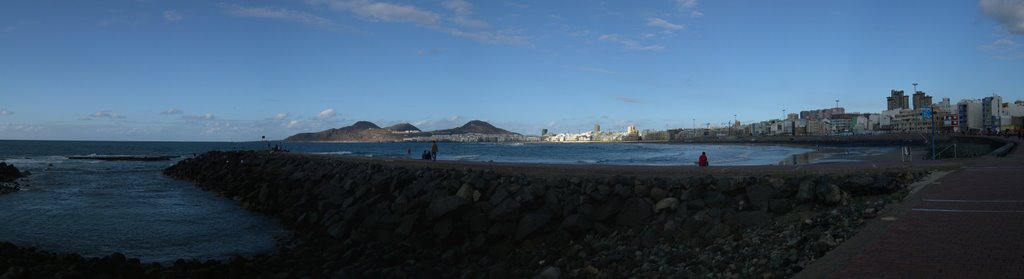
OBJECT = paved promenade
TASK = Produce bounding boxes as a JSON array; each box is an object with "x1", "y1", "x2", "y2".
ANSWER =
[{"x1": 803, "y1": 137, "x2": 1024, "y2": 278}]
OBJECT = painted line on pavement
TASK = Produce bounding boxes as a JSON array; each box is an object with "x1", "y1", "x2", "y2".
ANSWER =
[
  {"x1": 922, "y1": 199, "x2": 1024, "y2": 203},
  {"x1": 912, "y1": 208, "x2": 1024, "y2": 213}
]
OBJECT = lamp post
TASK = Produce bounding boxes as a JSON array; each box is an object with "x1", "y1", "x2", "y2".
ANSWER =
[
  {"x1": 835, "y1": 99, "x2": 840, "y2": 109},
  {"x1": 782, "y1": 109, "x2": 786, "y2": 120},
  {"x1": 913, "y1": 83, "x2": 918, "y2": 93}
]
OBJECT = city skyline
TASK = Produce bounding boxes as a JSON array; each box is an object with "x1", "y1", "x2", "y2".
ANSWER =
[{"x1": 2, "y1": 0, "x2": 1024, "y2": 141}]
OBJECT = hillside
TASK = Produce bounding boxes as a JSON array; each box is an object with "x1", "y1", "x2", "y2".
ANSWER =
[
  {"x1": 384, "y1": 123, "x2": 421, "y2": 133},
  {"x1": 284, "y1": 120, "x2": 517, "y2": 142},
  {"x1": 432, "y1": 120, "x2": 517, "y2": 135}
]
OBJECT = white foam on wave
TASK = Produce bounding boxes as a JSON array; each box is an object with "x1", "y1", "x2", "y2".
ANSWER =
[{"x1": 311, "y1": 151, "x2": 353, "y2": 155}]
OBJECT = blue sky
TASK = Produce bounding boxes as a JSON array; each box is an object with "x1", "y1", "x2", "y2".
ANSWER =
[{"x1": 1, "y1": 0, "x2": 1023, "y2": 141}]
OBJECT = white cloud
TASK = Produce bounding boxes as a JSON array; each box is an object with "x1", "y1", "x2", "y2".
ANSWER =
[
  {"x1": 312, "y1": 0, "x2": 527, "y2": 45},
  {"x1": 271, "y1": 112, "x2": 289, "y2": 120},
  {"x1": 91, "y1": 111, "x2": 126, "y2": 119},
  {"x1": 442, "y1": 28, "x2": 529, "y2": 45},
  {"x1": 647, "y1": 18, "x2": 684, "y2": 30},
  {"x1": 163, "y1": 10, "x2": 182, "y2": 22},
  {"x1": 225, "y1": 4, "x2": 338, "y2": 29},
  {"x1": 0, "y1": 109, "x2": 12, "y2": 116},
  {"x1": 453, "y1": 17, "x2": 490, "y2": 29},
  {"x1": 616, "y1": 96, "x2": 642, "y2": 104},
  {"x1": 315, "y1": 0, "x2": 441, "y2": 26},
  {"x1": 597, "y1": 34, "x2": 664, "y2": 51},
  {"x1": 284, "y1": 120, "x2": 302, "y2": 128},
  {"x1": 443, "y1": 0, "x2": 490, "y2": 29},
  {"x1": 980, "y1": 0, "x2": 1024, "y2": 35},
  {"x1": 411, "y1": 115, "x2": 467, "y2": 131},
  {"x1": 676, "y1": 0, "x2": 703, "y2": 17},
  {"x1": 443, "y1": 0, "x2": 473, "y2": 15},
  {"x1": 183, "y1": 113, "x2": 216, "y2": 121},
  {"x1": 315, "y1": 108, "x2": 337, "y2": 120},
  {"x1": 160, "y1": 108, "x2": 182, "y2": 115},
  {"x1": 598, "y1": 34, "x2": 622, "y2": 41},
  {"x1": 979, "y1": 37, "x2": 1024, "y2": 59}
]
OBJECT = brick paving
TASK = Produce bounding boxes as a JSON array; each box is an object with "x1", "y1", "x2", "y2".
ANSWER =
[{"x1": 833, "y1": 138, "x2": 1024, "y2": 278}]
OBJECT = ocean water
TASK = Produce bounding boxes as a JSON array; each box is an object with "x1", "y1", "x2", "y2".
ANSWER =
[
  {"x1": 0, "y1": 140, "x2": 870, "y2": 263},
  {"x1": 0, "y1": 141, "x2": 284, "y2": 263}
]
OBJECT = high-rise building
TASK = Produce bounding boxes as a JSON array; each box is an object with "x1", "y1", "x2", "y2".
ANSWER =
[
  {"x1": 593, "y1": 123, "x2": 601, "y2": 134},
  {"x1": 982, "y1": 95, "x2": 1003, "y2": 133},
  {"x1": 912, "y1": 91, "x2": 933, "y2": 110},
  {"x1": 799, "y1": 107, "x2": 845, "y2": 120},
  {"x1": 887, "y1": 90, "x2": 910, "y2": 110}
]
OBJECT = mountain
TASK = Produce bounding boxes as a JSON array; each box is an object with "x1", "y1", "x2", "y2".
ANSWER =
[
  {"x1": 284, "y1": 120, "x2": 516, "y2": 142},
  {"x1": 432, "y1": 120, "x2": 517, "y2": 135},
  {"x1": 384, "y1": 123, "x2": 421, "y2": 133},
  {"x1": 285, "y1": 121, "x2": 396, "y2": 142}
]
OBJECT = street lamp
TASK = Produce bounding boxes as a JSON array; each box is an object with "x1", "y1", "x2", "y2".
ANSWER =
[
  {"x1": 835, "y1": 99, "x2": 840, "y2": 109},
  {"x1": 913, "y1": 83, "x2": 918, "y2": 93},
  {"x1": 782, "y1": 109, "x2": 786, "y2": 120}
]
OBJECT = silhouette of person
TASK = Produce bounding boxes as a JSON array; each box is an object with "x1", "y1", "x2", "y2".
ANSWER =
[
  {"x1": 431, "y1": 141, "x2": 438, "y2": 161},
  {"x1": 698, "y1": 152, "x2": 709, "y2": 167}
]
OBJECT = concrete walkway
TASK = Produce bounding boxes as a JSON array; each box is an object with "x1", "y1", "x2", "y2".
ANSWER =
[{"x1": 801, "y1": 137, "x2": 1024, "y2": 278}]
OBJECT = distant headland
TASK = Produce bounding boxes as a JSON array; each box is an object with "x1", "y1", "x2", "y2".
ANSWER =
[{"x1": 284, "y1": 120, "x2": 534, "y2": 142}]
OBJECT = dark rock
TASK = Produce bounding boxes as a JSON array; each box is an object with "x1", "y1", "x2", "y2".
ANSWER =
[
  {"x1": 536, "y1": 266, "x2": 560, "y2": 279},
  {"x1": 733, "y1": 211, "x2": 773, "y2": 228},
  {"x1": 616, "y1": 197, "x2": 653, "y2": 226},
  {"x1": 615, "y1": 184, "x2": 633, "y2": 198},
  {"x1": 426, "y1": 196, "x2": 468, "y2": 220},
  {"x1": 745, "y1": 184, "x2": 773, "y2": 211},
  {"x1": 590, "y1": 198, "x2": 624, "y2": 222},
  {"x1": 489, "y1": 198, "x2": 522, "y2": 222},
  {"x1": 769, "y1": 199, "x2": 793, "y2": 214},
  {"x1": 814, "y1": 184, "x2": 845, "y2": 206},
  {"x1": 560, "y1": 214, "x2": 593, "y2": 235},
  {"x1": 515, "y1": 212, "x2": 552, "y2": 240},
  {"x1": 654, "y1": 198, "x2": 680, "y2": 213},
  {"x1": 650, "y1": 187, "x2": 668, "y2": 201},
  {"x1": 796, "y1": 179, "x2": 815, "y2": 203}
]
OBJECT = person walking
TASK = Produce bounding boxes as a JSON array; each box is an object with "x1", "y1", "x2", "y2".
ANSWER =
[
  {"x1": 698, "y1": 152, "x2": 709, "y2": 167},
  {"x1": 430, "y1": 141, "x2": 438, "y2": 161}
]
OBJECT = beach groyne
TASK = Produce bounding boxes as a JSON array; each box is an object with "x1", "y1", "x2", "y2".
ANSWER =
[
  {"x1": 0, "y1": 151, "x2": 933, "y2": 278},
  {"x1": 156, "y1": 151, "x2": 928, "y2": 278}
]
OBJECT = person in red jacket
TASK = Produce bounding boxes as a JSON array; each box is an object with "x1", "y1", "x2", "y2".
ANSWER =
[{"x1": 698, "y1": 152, "x2": 709, "y2": 167}]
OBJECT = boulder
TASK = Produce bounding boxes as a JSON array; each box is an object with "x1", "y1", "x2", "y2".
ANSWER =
[
  {"x1": 536, "y1": 266, "x2": 561, "y2": 279},
  {"x1": 745, "y1": 184, "x2": 773, "y2": 211},
  {"x1": 796, "y1": 179, "x2": 815, "y2": 203},
  {"x1": 456, "y1": 183, "x2": 474, "y2": 201},
  {"x1": 654, "y1": 198, "x2": 679, "y2": 213},
  {"x1": 650, "y1": 187, "x2": 668, "y2": 201},
  {"x1": 515, "y1": 211, "x2": 552, "y2": 240},
  {"x1": 616, "y1": 197, "x2": 653, "y2": 226},
  {"x1": 426, "y1": 196, "x2": 468, "y2": 220},
  {"x1": 815, "y1": 184, "x2": 846, "y2": 206},
  {"x1": 561, "y1": 214, "x2": 593, "y2": 234},
  {"x1": 489, "y1": 198, "x2": 522, "y2": 222}
]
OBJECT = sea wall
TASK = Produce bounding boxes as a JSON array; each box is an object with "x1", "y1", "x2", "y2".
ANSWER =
[{"x1": 157, "y1": 151, "x2": 928, "y2": 278}]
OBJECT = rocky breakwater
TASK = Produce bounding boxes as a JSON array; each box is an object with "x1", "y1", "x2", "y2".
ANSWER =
[
  {"x1": 0, "y1": 162, "x2": 29, "y2": 195},
  {"x1": 157, "y1": 151, "x2": 929, "y2": 278}
]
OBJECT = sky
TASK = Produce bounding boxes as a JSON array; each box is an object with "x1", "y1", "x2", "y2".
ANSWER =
[{"x1": 1, "y1": 0, "x2": 1024, "y2": 141}]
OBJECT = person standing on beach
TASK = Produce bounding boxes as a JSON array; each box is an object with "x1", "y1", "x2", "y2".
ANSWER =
[
  {"x1": 698, "y1": 152, "x2": 709, "y2": 167},
  {"x1": 431, "y1": 141, "x2": 438, "y2": 161}
]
